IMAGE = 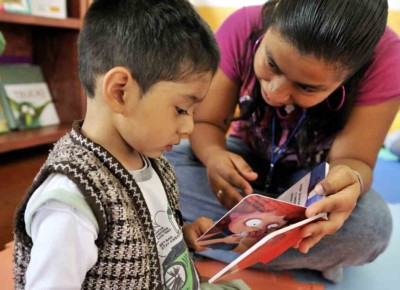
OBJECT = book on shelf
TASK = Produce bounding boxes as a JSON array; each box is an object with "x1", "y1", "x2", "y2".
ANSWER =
[
  {"x1": 197, "y1": 162, "x2": 329, "y2": 283},
  {"x1": 30, "y1": 0, "x2": 67, "y2": 19},
  {"x1": 2, "y1": 0, "x2": 30, "y2": 14},
  {"x1": 0, "y1": 99, "x2": 9, "y2": 133},
  {"x1": 0, "y1": 64, "x2": 60, "y2": 130},
  {"x1": 0, "y1": 31, "x2": 5, "y2": 55}
]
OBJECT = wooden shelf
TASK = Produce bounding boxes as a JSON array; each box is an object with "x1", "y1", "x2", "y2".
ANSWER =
[
  {"x1": 0, "y1": 1, "x2": 87, "y2": 154},
  {"x1": 0, "y1": 124, "x2": 71, "y2": 154},
  {"x1": 0, "y1": 12, "x2": 82, "y2": 30}
]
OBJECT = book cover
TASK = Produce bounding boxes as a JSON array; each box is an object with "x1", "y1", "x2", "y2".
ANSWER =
[
  {"x1": 0, "y1": 64, "x2": 60, "y2": 130},
  {"x1": 2, "y1": 0, "x2": 30, "y2": 14},
  {"x1": 197, "y1": 162, "x2": 329, "y2": 283},
  {"x1": 30, "y1": 0, "x2": 67, "y2": 19},
  {"x1": 0, "y1": 31, "x2": 5, "y2": 55},
  {"x1": 0, "y1": 100, "x2": 9, "y2": 133}
]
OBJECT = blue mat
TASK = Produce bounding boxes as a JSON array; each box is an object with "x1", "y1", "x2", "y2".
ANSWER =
[
  {"x1": 290, "y1": 154, "x2": 400, "y2": 289},
  {"x1": 291, "y1": 204, "x2": 400, "y2": 290},
  {"x1": 373, "y1": 149, "x2": 400, "y2": 203}
]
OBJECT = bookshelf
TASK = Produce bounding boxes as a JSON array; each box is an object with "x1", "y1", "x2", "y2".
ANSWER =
[
  {"x1": 0, "y1": 0, "x2": 89, "y2": 154},
  {"x1": 0, "y1": 12, "x2": 82, "y2": 29}
]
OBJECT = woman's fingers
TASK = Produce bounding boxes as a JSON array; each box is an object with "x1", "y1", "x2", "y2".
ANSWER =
[
  {"x1": 298, "y1": 211, "x2": 349, "y2": 253},
  {"x1": 230, "y1": 155, "x2": 258, "y2": 188},
  {"x1": 306, "y1": 186, "x2": 357, "y2": 217},
  {"x1": 315, "y1": 165, "x2": 360, "y2": 196},
  {"x1": 212, "y1": 178, "x2": 244, "y2": 209},
  {"x1": 208, "y1": 152, "x2": 256, "y2": 209},
  {"x1": 221, "y1": 154, "x2": 256, "y2": 195}
]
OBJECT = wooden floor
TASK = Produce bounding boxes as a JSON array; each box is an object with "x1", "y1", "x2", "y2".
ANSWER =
[{"x1": 0, "y1": 145, "x2": 49, "y2": 251}]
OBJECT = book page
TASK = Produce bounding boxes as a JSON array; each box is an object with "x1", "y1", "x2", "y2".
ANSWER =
[{"x1": 277, "y1": 162, "x2": 329, "y2": 207}]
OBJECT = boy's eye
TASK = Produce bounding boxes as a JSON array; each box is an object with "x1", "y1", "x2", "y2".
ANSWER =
[{"x1": 175, "y1": 106, "x2": 188, "y2": 115}]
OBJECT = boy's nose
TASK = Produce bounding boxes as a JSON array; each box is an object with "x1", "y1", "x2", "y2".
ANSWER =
[
  {"x1": 267, "y1": 76, "x2": 292, "y2": 103},
  {"x1": 179, "y1": 116, "x2": 194, "y2": 135}
]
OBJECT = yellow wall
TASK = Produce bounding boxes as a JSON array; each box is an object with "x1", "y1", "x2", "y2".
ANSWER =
[
  {"x1": 388, "y1": 11, "x2": 400, "y2": 35},
  {"x1": 196, "y1": 7, "x2": 236, "y2": 31},
  {"x1": 390, "y1": 112, "x2": 400, "y2": 133}
]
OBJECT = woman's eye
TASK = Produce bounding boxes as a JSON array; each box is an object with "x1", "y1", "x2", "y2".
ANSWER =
[
  {"x1": 298, "y1": 84, "x2": 317, "y2": 93},
  {"x1": 175, "y1": 106, "x2": 188, "y2": 115},
  {"x1": 267, "y1": 57, "x2": 279, "y2": 72}
]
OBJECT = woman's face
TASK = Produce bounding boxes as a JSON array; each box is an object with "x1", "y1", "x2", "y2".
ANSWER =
[{"x1": 253, "y1": 28, "x2": 349, "y2": 108}]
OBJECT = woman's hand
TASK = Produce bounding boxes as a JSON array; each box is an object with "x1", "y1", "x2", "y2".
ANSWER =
[
  {"x1": 183, "y1": 217, "x2": 215, "y2": 252},
  {"x1": 206, "y1": 149, "x2": 258, "y2": 209},
  {"x1": 297, "y1": 165, "x2": 362, "y2": 253}
]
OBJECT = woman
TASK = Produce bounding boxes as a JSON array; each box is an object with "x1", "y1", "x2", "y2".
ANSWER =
[{"x1": 167, "y1": 0, "x2": 400, "y2": 283}]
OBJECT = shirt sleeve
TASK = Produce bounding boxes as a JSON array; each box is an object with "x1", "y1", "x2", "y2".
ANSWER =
[
  {"x1": 356, "y1": 27, "x2": 400, "y2": 105},
  {"x1": 216, "y1": 5, "x2": 263, "y2": 84},
  {"x1": 24, "y1": 174, "x2": 99, "y2": 290},
  {"x1": 25, "y1": 200, "x2": 98, "y2": 290}
]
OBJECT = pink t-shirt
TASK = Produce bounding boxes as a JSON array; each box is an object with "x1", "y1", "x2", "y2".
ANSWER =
[{"x1": 217, "y1": 5, "x2": 400, "y2": 160}]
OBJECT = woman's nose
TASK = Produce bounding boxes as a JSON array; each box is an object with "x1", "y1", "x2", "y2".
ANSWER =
[{"x1": 267, "y1": 76, "x2": 292, "y2": 103}]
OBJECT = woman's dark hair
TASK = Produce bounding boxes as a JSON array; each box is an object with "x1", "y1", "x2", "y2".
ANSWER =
[{"x1": 235, "y1": 0, "x2": 388, "y2": 167}]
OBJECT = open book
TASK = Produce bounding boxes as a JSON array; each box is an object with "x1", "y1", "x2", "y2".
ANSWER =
[{"x1": 197, "y1": 162, "x2": 329, "y2": 283}]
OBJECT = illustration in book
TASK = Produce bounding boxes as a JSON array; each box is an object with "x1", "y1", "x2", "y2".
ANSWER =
[{"x1": 197, "y1": 162, "x2": 329, "y2": 283}]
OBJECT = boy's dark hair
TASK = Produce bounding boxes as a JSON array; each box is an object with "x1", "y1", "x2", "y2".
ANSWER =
[
  {"x1": 78, "y1": 0, "x2": 220, "y2": 97},
  {"x1": 235, "y1": 0, "x2": 388, "y2": 170}
]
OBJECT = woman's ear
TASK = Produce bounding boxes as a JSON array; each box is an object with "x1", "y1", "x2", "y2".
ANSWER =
[{"x1": 102, "y1": 67, "x2": 140, "y2": 113}]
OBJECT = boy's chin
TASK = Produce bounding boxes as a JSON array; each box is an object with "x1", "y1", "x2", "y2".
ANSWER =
[{"x1": 141, "y1": 151, "x2": 164, "y2": 159}]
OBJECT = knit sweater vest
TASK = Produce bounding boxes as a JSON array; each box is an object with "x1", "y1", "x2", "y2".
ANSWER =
[{"x1": 13, "y1": 122, "x2": 181, "y2": 290}]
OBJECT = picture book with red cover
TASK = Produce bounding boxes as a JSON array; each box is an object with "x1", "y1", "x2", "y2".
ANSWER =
[{"x1": 196, "y1": 162, "x2": 329, "y2": 283}]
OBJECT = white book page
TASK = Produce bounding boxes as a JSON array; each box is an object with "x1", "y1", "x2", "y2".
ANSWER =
[
  {"x1": 277, "y1": 173, "x2": 311, "y2": 206},
  {"x1": 278, "y1": 163, "x2": 329, "y2": 207}
]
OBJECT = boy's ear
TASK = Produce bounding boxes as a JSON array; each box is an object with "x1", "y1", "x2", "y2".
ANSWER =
[{"x1": 102, "y1": 67, "x2": 140, "y2": 113}]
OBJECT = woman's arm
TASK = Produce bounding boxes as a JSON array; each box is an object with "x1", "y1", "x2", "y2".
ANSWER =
[
  {"x1": 299, "y1": 98, "x2": 400, "y2": 253},
  {"x1": 189, "y1": 69, "x2": 239, "y2": 165},
  {"x1": 189, "y1": 69, "x2": 258, "y2": 208},
  {"x1": 328, "y1": 97, "x2": 400, "y2": 195}
]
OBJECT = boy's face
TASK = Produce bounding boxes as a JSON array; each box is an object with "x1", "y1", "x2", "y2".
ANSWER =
[{"x1": 117, "y1": 72, "x2": 212, "y2": 158}]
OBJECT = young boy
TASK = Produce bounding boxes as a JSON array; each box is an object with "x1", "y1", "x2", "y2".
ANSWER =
[{"x1": 13, "y1": 0, "x2": 219, "y2": 289}]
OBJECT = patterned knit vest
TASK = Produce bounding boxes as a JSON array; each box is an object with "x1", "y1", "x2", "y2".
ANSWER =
[{"x1": 13, "y1": 123, "x2": 181, "y2": 289}]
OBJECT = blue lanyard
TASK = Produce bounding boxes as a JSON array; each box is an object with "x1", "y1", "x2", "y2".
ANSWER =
[{"x1": 265, "y1": 109, "x2": 307, "y2": 190}]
